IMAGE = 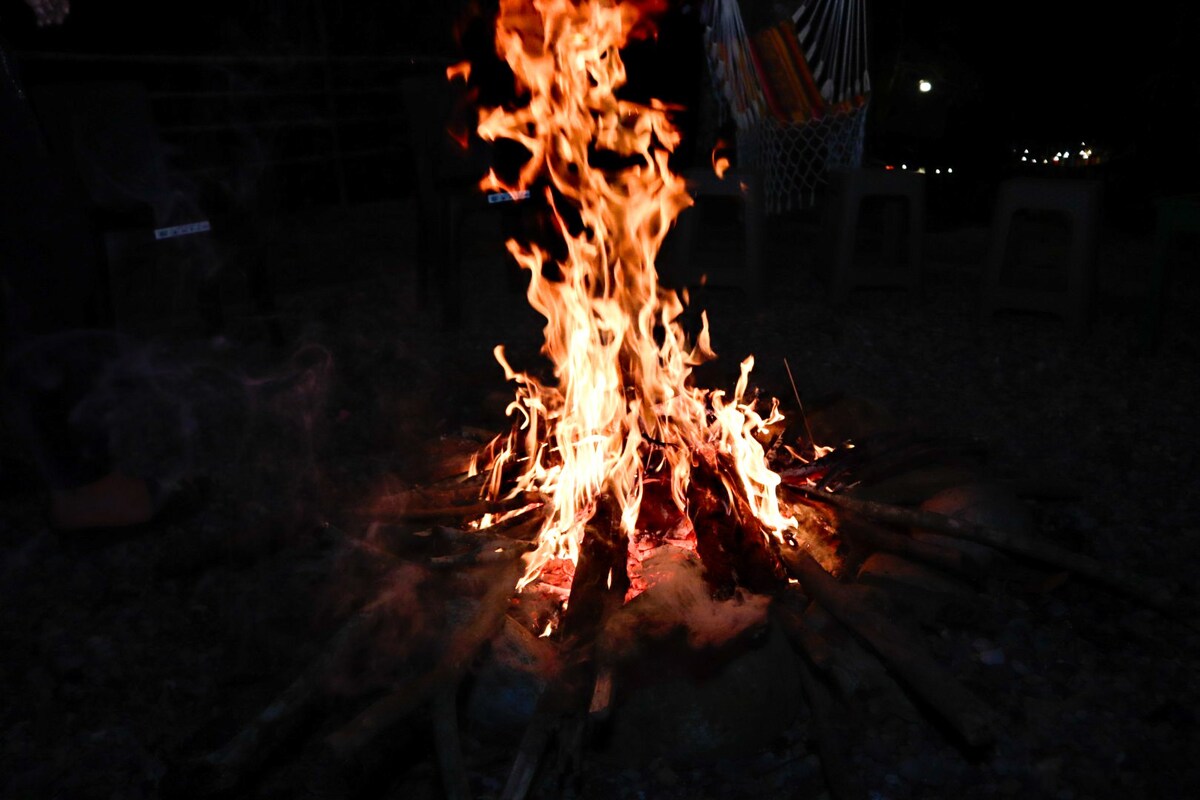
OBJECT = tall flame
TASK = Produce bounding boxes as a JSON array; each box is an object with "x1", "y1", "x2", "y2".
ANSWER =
[{"x1": 473, "y1": 0, "x2": 795, "y2": 589}]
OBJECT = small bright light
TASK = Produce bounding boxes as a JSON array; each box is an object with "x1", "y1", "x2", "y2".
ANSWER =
[
  {"x1": 947, "y1": 168, "x2": 953, "y2": 174},
  {"x1": 1024, "y1": 149, "x2": 1030, "y2": 154},
  {"x1": 916, "y1": 167, "x2": 926, "y2": 174},
  {"x1": 1079, "y1": 150, "x2": 1087, "y2": 158},
  {"x1": 1053, "y1": 156, "x2": 1060, "y2": 162},
  {"x1": 918, "y1": 79, "x2": 933, "y2": 93},
  {"x1": 1021, "y1": 156, "x2": 1028, "y2": 162},
  {"x1": 1042, "y1": 159, "x2": 1048, "y2": 164},
  {"x1": 935, "y1": 168, "x2": 941, "y2": 174},
  {"x1": 901, "y1": 164, "x2": 907, "y2": 170}
]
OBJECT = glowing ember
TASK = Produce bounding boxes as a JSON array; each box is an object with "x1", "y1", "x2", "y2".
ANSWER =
[{"x1": 469, "y1": 0, "x2": 796, "y2": 594}]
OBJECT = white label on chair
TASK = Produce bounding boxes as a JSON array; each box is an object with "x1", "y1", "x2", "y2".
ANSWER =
[
  {"x1": 486, "y1": 190, "x2": 531, "y2": 204},
  {"x1": 153, "y1": 221, "x2": 212, "y2": 240}
]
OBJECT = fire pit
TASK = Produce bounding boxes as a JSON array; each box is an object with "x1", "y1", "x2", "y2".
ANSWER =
[{"x1": 187, "y1": 2, "x2": 1188, "y2": 798}]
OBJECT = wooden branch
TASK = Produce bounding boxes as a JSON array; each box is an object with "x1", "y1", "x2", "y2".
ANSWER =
[
  {"x1": 777, "y1": 588, "x2": 919, "y2": 713},
  {"x1": 428, "y1": 540, "x2": 536, "y2": 569},
  {"x1": 779, "y1": 544, "x2": 997, "y2": 750},
  {"x1": 433, "y1": 686, "x2": 473, "y2": 800},
  {"x1": 785, "y1": 485, "x2": 1178, "y2": 614},
  {"x1": 498, "y1": 712, "x2": 553, "y2": 800},
  {"x1": 796, "y1": 657, "x2": 868, "y2": 800},
  {"x1": 365, "y1": 473, "x2": 540, "y2": 523},
  {"x1": 197, "y1": 608, "x2": 376, "y2": 793},
  {"x1": 839, "y1": 515, "x2": 981, "y2": 580},
  {"x1": 326, "y1": 557, "x2": 523, "y2": 764},
  {"x1": 500, "y1": 499, "x2": 628, "y2": 800},
  {"x1": 588, "y1": 665, "x2": 615, "y2": 720},
  {"x1": 772, "y1": 590, "x2": 836, "y2": 675},
  {"x1": 689, "y1": 451, "x2": 788, "y2": 595},
  {"x1": 365, "y1": 514, "x2": 543, "y2": 565}
]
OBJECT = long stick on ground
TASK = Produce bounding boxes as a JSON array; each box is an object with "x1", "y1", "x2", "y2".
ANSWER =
[
  {"x1": 795, "y1": 657, "x2": 868, "y2": 800},
  {"x1": 326, "y1": 558, "x2": 523, "y2": 763},
  {"x1": 784, "y1": 485, "x2": 1177, "y2": 613},
  {"x1": 433, "y1": 686, "x2": 473, "y2": 800},
  {"x1": 778, "y1": 545, "x2": 997, "y2": 750},
  {"x1": 198, "y1": 607, "x2": 377, "y2": 793}
]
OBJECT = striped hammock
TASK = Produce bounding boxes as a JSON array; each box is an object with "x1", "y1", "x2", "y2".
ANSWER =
[{"x1": 702, "y1": 0, "x2": 869, "y2": 129}]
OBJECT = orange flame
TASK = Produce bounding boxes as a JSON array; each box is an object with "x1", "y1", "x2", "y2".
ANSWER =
[
  {"x1": 712, "y1": 139, "x2": 731, "y2": 179},
  {"x1": 446, "y1": 60, "x2": 472, "y2": 82},
  {"x1": 473, "y1": 0, "x2": 795, "y2": 591}
]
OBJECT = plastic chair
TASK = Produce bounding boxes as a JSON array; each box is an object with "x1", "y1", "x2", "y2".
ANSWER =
[
  {"x1": 402, "y1": 73, "x2": 538, "y2": 330},
  {"x1": 29, "y1": 81, "x2": 220, "y2": 332},
  {"x1": 664, "y1": 167, "x2": 764, "y2": 302},
  {"x1": 824, "y1": 167, "x2": 925, "y2": 303},
  {"x1": 980, "y1": 177, "x2": 1101, "y2": 333},
  {"x1": 1140, "y1": 193, "x2": 1200, "y2": 352}
]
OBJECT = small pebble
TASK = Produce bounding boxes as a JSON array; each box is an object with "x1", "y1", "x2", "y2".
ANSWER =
[{"x1": 980, "y1": 648, "x2": 1006, "y2": 666}]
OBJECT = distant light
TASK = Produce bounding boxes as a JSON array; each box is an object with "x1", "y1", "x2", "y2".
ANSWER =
[
  {"x1": 947, "y1": 168, "x2": 953, "y2": 173},
  {"x1": 1021, "y1": 156, "x2": 1028, "y2": 162},
  {"x1": 935, "y1": 168, "x2": 941, "y2": 174},
  {"x1": 1053, "y1": 156, "x2": 1060, "y2": 162},
  {"x1": 1042, "y1": 159, "x2": 1048, "y2": 164},
  {"x1": 901, "y1": 164, "x2": 907, "y2": 170},
  {"x1": 918, "y1": 79, "x2": 933, "y2": 93},
  {"x1": 916, "y1": 167, "x2": 926, "y2": 174},
  {"x1": 886, "y1": 164, "x2": 895, "y2": 170},
  {"x1": 1024, "y1": 148, "x2": 1030, "y2": 154}
]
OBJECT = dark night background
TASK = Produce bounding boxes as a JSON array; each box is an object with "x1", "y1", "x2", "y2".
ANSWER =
[
  {"x1": 4, "y1": 0, "x2": 1196, "y2": 225},
  {"x1": 2, "y1": 2, "x2": 1198, "y2": 799}
]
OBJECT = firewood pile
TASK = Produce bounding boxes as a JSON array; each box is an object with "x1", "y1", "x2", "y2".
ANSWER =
[{"x1": 185, "y1": 401, "x2": 1192, "y2": 800}]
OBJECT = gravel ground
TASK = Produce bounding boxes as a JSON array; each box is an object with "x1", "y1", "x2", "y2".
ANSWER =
[{"x1": 2, "y1": 196, "x2": 1197, "y2": 799}]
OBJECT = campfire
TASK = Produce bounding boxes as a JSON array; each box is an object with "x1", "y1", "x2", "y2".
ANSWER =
[
  {"x1": 191, "y1": 2, "x2": 1184, "y2": 797},
  {"x1": 468, "y1": 0, "x2": 808, "y2": 622}
]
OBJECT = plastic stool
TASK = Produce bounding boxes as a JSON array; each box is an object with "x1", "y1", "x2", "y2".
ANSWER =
[
  {"x1": 1141, "y1": 193, "x2": 1200, "y2": 352},
  {"x1": 826, "y1": 167, "x2": 925, "y2": 303},
  {"x1": 666, "y1": 168, "x2": 764, "y2": 301},
  {"x1": 980, "y1": 178, "x2": 1101, "y2": 332}
]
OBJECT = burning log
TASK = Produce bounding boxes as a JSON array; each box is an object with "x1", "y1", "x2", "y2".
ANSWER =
[
  {"x1": 778, "y1": 544, "x2": 997, "y2": 750},
  {"x1": 786, "y1": 485, "x2": 1180, "y2": 615},
  {"x1": 500, "y1": 500, "x2": 629, "y2": 800},
  {"x1": 689, "y1": 451, "x2": 789, "y2": 596}
]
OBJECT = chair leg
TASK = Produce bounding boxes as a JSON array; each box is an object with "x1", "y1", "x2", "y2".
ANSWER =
[{"x1": 743, "y1": 183, "x2": 764, "y2": 303}]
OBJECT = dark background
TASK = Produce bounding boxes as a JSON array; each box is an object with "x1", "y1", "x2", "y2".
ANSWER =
[{"x1": 5, "y1": 0, "x2": 1196, "y2": 228}]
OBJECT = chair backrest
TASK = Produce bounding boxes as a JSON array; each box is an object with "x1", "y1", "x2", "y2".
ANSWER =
[{"x1": 400, "y1": 72, "x2": 491, "y2": 196}]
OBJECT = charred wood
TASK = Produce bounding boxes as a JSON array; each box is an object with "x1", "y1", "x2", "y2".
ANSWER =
[
  {"x1": 196, "y1": 607, "x2": 377, "y2": 794},
  {"x1": 325, "y1": 557, "x2": 523, "y2": 765},
  {"x1": 838, "y1": 515, "x2": 981, "y2": 580},
  {"x1": 796, "y1": 658, "x2": 868, "y2": 800},
  {"x1": 432, "y1": 686, "x2": 473, "y2": 800},
  {"x1": 500, "y1": 500, "x2": 628, "y2": 800},
  {"x1": 779, "y1": 545, "x2": 997, "y2": 751},
  {"x1": 786, "y1": 485, "x2": 1180, "y2": 615}
]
